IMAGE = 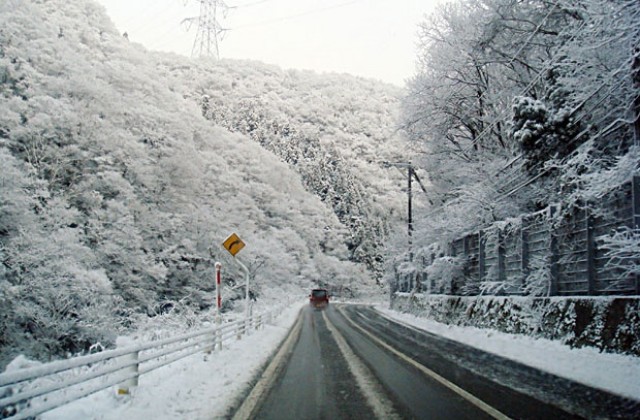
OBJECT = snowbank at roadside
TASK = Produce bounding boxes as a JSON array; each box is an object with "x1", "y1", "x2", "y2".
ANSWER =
[
  {"x1": 40, "y1": 302, "x2": 305, "y2": 420},
  {"x1": 377, "y1": 305, "x2": 640, "y2": 402}
]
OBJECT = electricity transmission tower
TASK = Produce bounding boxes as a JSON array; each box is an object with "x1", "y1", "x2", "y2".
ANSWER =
[{"x1": 183, "y1": 0, "x2": 229, "y2": 59}]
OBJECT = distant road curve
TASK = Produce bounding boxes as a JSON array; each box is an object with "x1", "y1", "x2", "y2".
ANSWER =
[{"x1": 232, "y1": 304, "x2": 639, "y2": 419}]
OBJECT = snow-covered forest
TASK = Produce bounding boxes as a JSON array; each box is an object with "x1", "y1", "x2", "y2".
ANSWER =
[
  {"x1": 168, "y1": 59, "x2": 409, "y2": 276},
  {"x1": 0, "y1": 0, "x2": 408, "y2": 367},
  {"x1": 403, "y1": 0, "x2": 639, "y2": 239},
  {"x1": 398, "y1": 0, "x2": 640, "y2": 294},
  {"x1": 1, "y1": 0, "x2": 638, "y2": 369}
]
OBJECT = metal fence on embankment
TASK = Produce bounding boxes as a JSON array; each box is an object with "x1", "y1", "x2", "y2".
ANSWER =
[{"x1": 396, "y1": 176, "x2": 640, "y2": 296}]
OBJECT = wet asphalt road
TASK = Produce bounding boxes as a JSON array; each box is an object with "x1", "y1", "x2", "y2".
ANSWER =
[
  {"x1": 253, "y1": 305, "x2": 377, "y2": 420},
  {"x1": 240, "y1": 304, "x2": 640, "y2": 420}
]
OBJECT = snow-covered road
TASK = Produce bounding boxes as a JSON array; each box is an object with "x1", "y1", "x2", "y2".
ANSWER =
[{"x1": 41, "y1": 301, "x2": 639, "y2": 419}]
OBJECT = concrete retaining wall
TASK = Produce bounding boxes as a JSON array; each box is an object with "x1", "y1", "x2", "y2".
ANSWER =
[{"x1": 391, "y1": 294, "x2": 640, "y2": 356}]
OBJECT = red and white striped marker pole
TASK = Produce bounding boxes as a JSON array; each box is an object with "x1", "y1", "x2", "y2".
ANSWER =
[{"x1": 215, "y1": 262, "x2": 222, "y2": 324}]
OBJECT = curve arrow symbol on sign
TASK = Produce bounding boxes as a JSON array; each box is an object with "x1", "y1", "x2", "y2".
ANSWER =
[{"x1": 223, "y1": 233, "x2": 245, "y2": 257}]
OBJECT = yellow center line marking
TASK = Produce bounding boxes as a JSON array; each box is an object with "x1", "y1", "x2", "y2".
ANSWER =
[{"x1": 337, "y1": 306, "x2": 512, "y2": 420}]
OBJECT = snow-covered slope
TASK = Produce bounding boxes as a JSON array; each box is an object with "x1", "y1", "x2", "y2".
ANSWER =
[
  {"x1": 155, "y1": 52, "x2": 410, "y2": 277},
  {"x1": 0, "y1": 0, "x2": 405, "y2": 367}
]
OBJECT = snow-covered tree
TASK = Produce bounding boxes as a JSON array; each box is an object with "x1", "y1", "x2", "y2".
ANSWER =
[
  {"x1": 185, "y1": 62, "x2": 408, "y2": 279},
  {"x1": 1, "y1": 0, "x2": 396, "y2": 367},
  {"x1": 401, "y1": 0, "x2": 640, "y2": 248},
  {"x1": 395, "y1": 0, "x2": 640, "y2": 298}
]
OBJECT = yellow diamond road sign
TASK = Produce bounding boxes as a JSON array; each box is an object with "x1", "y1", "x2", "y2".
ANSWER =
[{"x1": 223, "y1": 233, "x2": 245, "y2": 257}]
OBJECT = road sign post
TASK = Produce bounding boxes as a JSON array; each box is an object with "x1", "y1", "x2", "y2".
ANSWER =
[
  {"x1": 236, "y1": 257, "x2": 252, "y2": 334},
  {"x1": 222, "y1": 233, "x2": 251, "y2": 335}
]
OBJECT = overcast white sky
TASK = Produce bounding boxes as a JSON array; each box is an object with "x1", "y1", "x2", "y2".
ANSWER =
[{"x1": 95, "y1": 0, "x2": 443, "y2": 86}]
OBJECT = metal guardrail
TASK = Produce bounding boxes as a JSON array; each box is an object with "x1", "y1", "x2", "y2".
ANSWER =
[{"x1": 0, "y1": 309, "x2": 280, "y2": 420}]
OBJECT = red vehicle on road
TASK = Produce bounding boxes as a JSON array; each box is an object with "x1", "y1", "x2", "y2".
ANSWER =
[{"x1": 309, "y1": 288, "x2": 329, "y2": 309}]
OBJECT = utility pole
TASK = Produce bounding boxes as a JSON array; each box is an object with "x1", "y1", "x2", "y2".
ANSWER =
[
  {"x1": 183, "y1": 0, "x2": 229, "y2": 59},
  {"x1": 383, "y1": 161, "x2": 429, "y2": 262},
  {"x1": 408, "y1": 165, "x2": 413, "y2": 257},
  {"x1": 633, "y1": 46, "x2": 640, "y2": 146}
]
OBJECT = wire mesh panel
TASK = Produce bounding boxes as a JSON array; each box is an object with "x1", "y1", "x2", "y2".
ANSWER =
[
  {"x1": 555, "y1": 206, "x2": 590, "y2": 295},
  {"x1": 465, "y1": 233, "x2": 481, "y2": 294},
  {"x1": 450, "y1": 238, "x2": 465, "y2": 257},
  {"x1": 481, "y1": 230, "x2": 495, "y2": 280},
  {"x1": 593, "y1": 182, "x2": 637, "y2": 294},
  {"x1": 433, "y1": 179, "x2": 638, "y2": 297},
  {"x1": 447, "y1": 235, "x2": 481, "y2": 295},
  {"x1": 482, "y1": 229, "x2": 501, "y2": 280},
  {"x1": 522, "y1": 210, "x2": 552, "y2": 295},
  {"x1": 503, "y1": 224, "x2": 523, "y2": 295},
  {"x1": 450, "y1": 237, "x2": 466, "y2": 295}
]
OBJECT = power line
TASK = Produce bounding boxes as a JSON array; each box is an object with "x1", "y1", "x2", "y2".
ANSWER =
[
  {"x1": 177, "y1": 0, "x2": 369, "y2": 58},
  {"x1": 414, "y1": 0, "x2": 633, "y2": 206},
  {"x1": 407, "y1": 8, "x2": 589, "y2": 172},
  {"x1": 231, "y1": 0, "x2": 364, "y2": 30},
  {"x1": 414, "y1": 57, "x2": 638, "y2": 228},
  {"x1": 145, "y1": 0, "x2": 270, "y2": 54},
  {"x1": 113, "y1": 1, "x2": 174, "y2": 31},
  {"x1": 460, "y1": 20, "x2": 588, "y2": 156},
  {"x1": 145, "y1": 21, "x2": 186, "y2": 51},
  {"x1": 469, "y1": 0, "x2": 637, "y2": 156},
  {"x1": 124, "y1": 1, "x2": 177, "y2": 35},
  {"x1": 234, "y1": 0, "x2": 270, "y2": 7},
  {"x1": 495, "y1": 75, "x2": 637, "y2": 200}
]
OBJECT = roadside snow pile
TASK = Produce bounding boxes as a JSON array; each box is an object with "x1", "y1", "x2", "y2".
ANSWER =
[
  {"x1": 378, "y1": 305, "x2": 640, "y2": 402},
  {"x1": 32, "y1": 302, "x2": 305, "y2": 420},
  {"x1": 391, "y1": 294, "x2": 640, "y2": 356}
]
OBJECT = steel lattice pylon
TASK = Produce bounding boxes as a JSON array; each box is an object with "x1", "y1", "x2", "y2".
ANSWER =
[{"x1": 183, "y1": 0, "x2": 228, "y2": 59}]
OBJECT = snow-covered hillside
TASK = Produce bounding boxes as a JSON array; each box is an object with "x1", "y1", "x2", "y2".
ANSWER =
[
  {"x1": 0, "y1": 0, "x2": 406, "y2": 368},
  {"x1": 155, "y1": 52, "x2": 410, "y2": 277}
]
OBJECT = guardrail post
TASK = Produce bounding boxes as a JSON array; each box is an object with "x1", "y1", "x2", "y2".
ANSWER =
[
  {"x1": 585, "y1": 206, "x2": 597, "y2": 294},
  {"x1": 117, "y1": 351, "x2": 139, "y2": 395},
  {"x1": 246, "y1": 302, "x2": 253, "y2": 335},
  {"x1": 478, "y1": 230, "x2": 485, "y2": 284},
  {"x1": 449, "y1": 238, "x2": 460, "y2": 294},
  {"x1": 548, "y1": 206, "x2": 559, "y2": 296},
  {"x1": 206, "y1": 333, "x2": 213, "y2": 354},
  {"x1": 521, "y1": 217, "x2": 529, "y2": 294},
  {"x1": 497, "y1": 228, "x2": 506, "y2": 287},
  {"x1": 633, "y1": 176, "x2": 640, "y2": 294},
  {"x1": 216, "y1": 327, "x2": 222, "y2": 351}
]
